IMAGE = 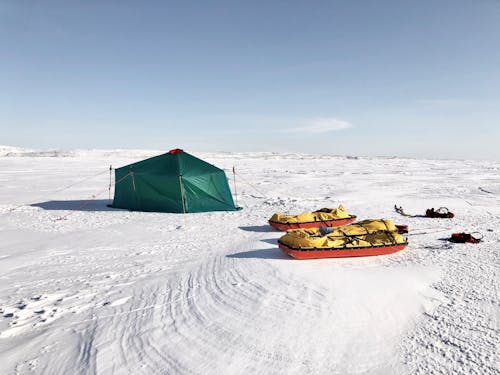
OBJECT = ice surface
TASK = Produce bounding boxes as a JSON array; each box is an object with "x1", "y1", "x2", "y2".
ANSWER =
[{"x1": 0, "y1": 147, "x2": 498, "y2": 374}]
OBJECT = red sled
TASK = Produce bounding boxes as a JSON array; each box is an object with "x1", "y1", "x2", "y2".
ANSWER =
[
  {"x1": 269, "y1": 215, "x2": 357, "y2": 231},
  {"x1": 278, "y1": 241, "x2": 408, "y2": 259}
]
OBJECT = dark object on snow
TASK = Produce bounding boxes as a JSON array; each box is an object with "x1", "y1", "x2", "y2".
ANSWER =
[
  {"x1": 425, "y1": 207, "x2": 454, "y2": 218},
  {"x1": 394, "y1": 205, "x2": 412, "y2": 217},
  {"x1": 395, "y1": 224, "x2": 409, "y2": 234},
  {"x1": 395, "y1": 205, "x2": 455, "y2": 219},
  {"x1": 478, "y1": 187, "x2": 494, "y2": 194},
  {"x1": 449, "y1": 232, "x2": 482, "y2": 244},
  {"x1": 394, "y1": 205, "x2": 424, "y2": 218}
]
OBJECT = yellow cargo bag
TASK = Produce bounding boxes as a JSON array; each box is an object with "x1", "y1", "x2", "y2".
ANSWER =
[
  {"x1": 279, "y1": 219, "x2": 406, "y2": 249},
  {"x1": 270, "y1": 205, "x2": 351, "y2": 224}
]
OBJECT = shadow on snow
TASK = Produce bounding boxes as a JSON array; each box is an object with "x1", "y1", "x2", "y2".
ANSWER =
[
  {"x1": 31, "y1": 199, "x2": 118, "y2": 212},
  {"x1": 227, "y1": 248, "x2": 289, "y2": 260},
  {"x1": 239, "y1": 225, "x2": 276, "y2": 232}
]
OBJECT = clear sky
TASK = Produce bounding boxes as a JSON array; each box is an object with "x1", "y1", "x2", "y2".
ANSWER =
[{"x1": 1, "y1": 1, "x2": 499, "y2": 160}]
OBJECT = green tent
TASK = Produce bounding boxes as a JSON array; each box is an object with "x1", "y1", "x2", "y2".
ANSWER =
[{"x1": 112, "y1": 149, "x2": 238, "y2": 213}]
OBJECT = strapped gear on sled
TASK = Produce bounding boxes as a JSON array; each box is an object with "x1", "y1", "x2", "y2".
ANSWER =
[
  {"x1": 449, "y1": 232, "x2": 482, "y2": 244},
  {"x1": 395, "y1": 205, "x2": 454, "y2": 219},
  {"x1": 426, "y1": 207, "x2": 454, "y2": 218},
  {"x1": 268, "y1": 205, "x2": 356, "y2": 231},
  {"x1": 278, "y1": 219, "x2": 408, "y2": 259}
]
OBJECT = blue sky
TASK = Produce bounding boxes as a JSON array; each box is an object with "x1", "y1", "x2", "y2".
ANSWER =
[{"x1": 1, "y1": 1, "x2": 499, "y2": 160}]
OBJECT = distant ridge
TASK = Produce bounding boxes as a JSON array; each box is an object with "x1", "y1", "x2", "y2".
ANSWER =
[{"x1": 0, "y1": 146, "x2": 162, "y2": 159}]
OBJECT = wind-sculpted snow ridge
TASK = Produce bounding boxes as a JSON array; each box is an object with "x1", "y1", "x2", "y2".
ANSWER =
[{"x1": 0, "y1": 152, "x2": 499, "y2": 374}]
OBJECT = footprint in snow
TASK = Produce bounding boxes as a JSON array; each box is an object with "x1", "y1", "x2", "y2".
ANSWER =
[{"x1": 16, "y1": 303, "x2": 27, "y2": 310}]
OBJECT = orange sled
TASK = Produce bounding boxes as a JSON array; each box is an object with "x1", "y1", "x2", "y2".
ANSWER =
[
  {"x1": 269, "y1": 216, "x2": 357, "y2": 231},
  {"x1": 278, "y1": 241, "x2": 408, "y2": 259}
]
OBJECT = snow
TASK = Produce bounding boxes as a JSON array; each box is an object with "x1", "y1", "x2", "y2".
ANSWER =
[{"x1": 0, "y1": 148, "x2": 498, "y2": 374}]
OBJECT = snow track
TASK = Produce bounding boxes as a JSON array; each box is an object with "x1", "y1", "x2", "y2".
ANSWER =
[{"x1": 0, "y1": 151, "x2": 498, "y2": 374}]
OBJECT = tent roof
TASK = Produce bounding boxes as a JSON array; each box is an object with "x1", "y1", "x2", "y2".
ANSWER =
[{"x1": 116, "y1": 149, "x2": 224, "y2": 177}]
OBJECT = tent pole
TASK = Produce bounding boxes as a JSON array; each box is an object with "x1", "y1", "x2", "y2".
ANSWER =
[
  {"x1": 108, "y1": 165, "x2": 112, "y2": 200},
  {"x1": 131, "y1": 171, "x2": 136, "y2": 192},
  {"x1": 179, "y1": 175, "x2": 187, "y2": 213},
  {"x1": 232, "y1": 166, "x2": 238, "y2": 207}
]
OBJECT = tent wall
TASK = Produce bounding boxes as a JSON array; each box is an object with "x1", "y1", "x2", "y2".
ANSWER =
[
  {"x1": 183, "y1": 171, "x2": 236, "y2": 213},
  {"x1": 111, "y1": 151, "x2": 237, "y2": 213}
]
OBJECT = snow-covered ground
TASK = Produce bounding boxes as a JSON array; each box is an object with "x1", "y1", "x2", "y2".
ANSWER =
[{"x1": 0, "y1": 148, "x2": 498, "y2": 374}]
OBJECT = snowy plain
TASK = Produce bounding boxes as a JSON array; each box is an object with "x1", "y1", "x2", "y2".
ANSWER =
[{"x1": 0, "y1": 146, "x2": 498, "y2": 374}]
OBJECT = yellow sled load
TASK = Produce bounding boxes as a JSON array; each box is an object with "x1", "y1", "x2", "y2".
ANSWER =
[
  {"x1": 278, "y1": 219, "x2": 408, "y2": 259},
  {"x1": 268, "y1": 205, "x2": 357, "y2": 231}
]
